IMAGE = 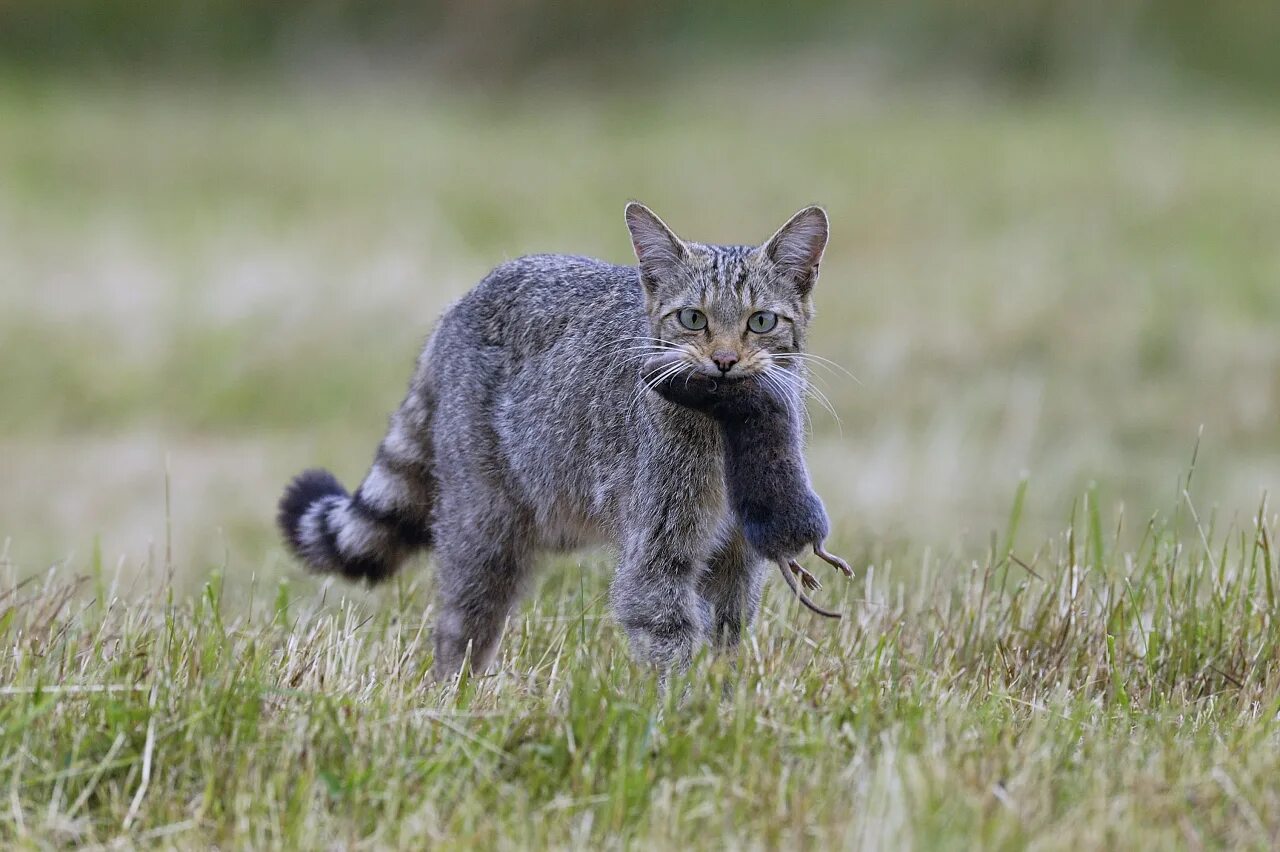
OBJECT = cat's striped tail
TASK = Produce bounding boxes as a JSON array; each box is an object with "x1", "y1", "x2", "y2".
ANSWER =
[{"x1": 278, "y1": 394, "x2": 436, "y2": 583}]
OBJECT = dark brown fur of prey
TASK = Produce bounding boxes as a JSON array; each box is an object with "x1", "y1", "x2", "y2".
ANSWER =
[{"x1": 651, "y1": 372, "x2": 852, "y2": 618}]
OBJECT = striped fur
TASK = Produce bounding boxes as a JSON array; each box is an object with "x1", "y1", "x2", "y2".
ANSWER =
[{"x1": 278, "y1": 388, "x2": 437, "y2": 583}]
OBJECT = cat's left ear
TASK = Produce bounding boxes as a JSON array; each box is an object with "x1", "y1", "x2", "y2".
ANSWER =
[{"x1": 762, "y1": 205, "x2": 828, "y2": 297}]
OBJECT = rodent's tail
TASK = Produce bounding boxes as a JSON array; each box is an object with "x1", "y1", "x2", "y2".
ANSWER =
[{"x1": 278, "y1": 387, "x2": 437, "y2": 583}]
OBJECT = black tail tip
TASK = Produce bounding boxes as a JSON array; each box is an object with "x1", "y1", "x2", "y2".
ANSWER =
[{"x1": 278, "y1": 468, "x2": 347, "y2": 553}]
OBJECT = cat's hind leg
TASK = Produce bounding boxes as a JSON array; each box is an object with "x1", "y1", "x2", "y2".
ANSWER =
[{"x1": 430, "y1": 486, "x2": 536, "y2": 680}]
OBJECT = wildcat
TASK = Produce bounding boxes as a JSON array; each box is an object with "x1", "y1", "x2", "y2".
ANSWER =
[{"x1": 278, "y1": 202, "x2": 832, "y2": 678}]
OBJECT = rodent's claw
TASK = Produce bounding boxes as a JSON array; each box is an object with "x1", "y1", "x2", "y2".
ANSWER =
[
  {"x1": 814, "y1": 543, "x2": 853, "y2": 578},
  {"x1": 787, "y1": 558, "x2": 822, "y2": 591},
  {"x1": 776, "y1": 560, "x2": 842, "y2": 619}
]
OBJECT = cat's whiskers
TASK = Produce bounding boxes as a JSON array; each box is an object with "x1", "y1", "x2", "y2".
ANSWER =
[
  {"x1": 754, "y1": 367, "x2": 807, "y2": 435},
  {"x1": 775, "y1": 360, "x2": 836, "y2": 399},
  {"x1": 606, "y1": 339, "x2": 679, "y2": 358},
  {"x1": 615, "y1": 345, "x2": 679, "y2": 357},
  {"x1": 631, "y1": 365, "x2": 687, "y2": 413},
  {"x1": 643, "y1": 358, "x2": 691, "y2": 392},
  {"x1": 771, "y1": 351, "x2": 860, "y2": 384},
  {"x1": 621, "y1": 340, "x2": 701, "y2": 369},
  {"x1": 767, "y1": 354, "x2": 847, "y2": 424},
  {"x1": 610, "y1": 340, "x2": 688, "y2": 373},
  {"x1": 806, "y1": 385, "x2": 843, "y2": 435},
  {"x1": 758, "y1": 366, "x2": 815, "y2": 436},
  {"x1": 764, "y1": 362, "x2": 842, "y2": 435},
  {"x1": 630, "y1": 358, "x2": 692, "y2": 412},
  {"x1": 608, "y1": 334, "x2": 677, "y2": 346},
  {"x1": 617, "y1": 349, "x2": 679, "y2": 365},
  {"x1": 756, "y1": 364, "x2": 800, "y2": 404}
]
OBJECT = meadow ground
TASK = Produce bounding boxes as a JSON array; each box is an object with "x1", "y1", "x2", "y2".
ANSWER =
[{"x1": 1, "y1": 71, "x2": 1279, "y2": 847}]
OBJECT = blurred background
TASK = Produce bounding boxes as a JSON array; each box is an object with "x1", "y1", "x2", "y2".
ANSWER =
[{"x1": 1, "y1": 1, "x2": 1277, "y2": 589}]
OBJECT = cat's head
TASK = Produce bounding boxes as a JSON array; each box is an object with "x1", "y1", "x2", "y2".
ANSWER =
[{"x1": 624, "y1": 202, "x2": 827, "y2": 384}]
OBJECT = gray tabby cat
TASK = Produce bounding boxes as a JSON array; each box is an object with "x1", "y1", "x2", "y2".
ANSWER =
[{"x1": 278, "y1": 202, "x2": 832, "y2": 678}]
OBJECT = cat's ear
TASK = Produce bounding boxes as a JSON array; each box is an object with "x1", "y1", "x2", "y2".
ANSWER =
[
  {"x1": 625, "y1": 202, "x2": 688, "y2": 292},
  {"x1": 762, "y1": 205, "x2": 828, "y2": 296}
]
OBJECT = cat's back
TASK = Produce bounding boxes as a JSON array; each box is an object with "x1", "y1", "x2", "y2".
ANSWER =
[
  {"x1": 443, "y1": 254, "x2": 642, "y2": 354},
  {"x1": 427, "y1": 252, "x2": 666, "y2": 544}
]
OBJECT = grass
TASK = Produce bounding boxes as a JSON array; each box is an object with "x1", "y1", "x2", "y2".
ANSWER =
[
  {"x1": 2, "y1": 68, "x2": 1279, "y2": 847},
  {"x1": 4, "y1": 487, "x2": 1280, "y2": 848}
]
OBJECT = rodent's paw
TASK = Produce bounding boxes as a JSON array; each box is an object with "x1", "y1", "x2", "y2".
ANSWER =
[{"x1": 814, "y1": 542, "x2": 853, "y2": 578}]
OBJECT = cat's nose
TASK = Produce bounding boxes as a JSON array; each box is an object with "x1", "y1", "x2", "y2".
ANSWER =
[{"x1": 711, "y1": 350, "x2": 740, "y2": 373}]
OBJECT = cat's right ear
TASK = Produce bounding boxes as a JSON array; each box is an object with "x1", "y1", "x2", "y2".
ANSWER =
[{"x1": 625, "y1": 202, "x2": 688, "y2": 293}]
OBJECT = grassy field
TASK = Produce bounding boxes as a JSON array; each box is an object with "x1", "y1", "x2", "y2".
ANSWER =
[{"x1": 2, "y1": 71, "x2": 1280, "y2": 847}]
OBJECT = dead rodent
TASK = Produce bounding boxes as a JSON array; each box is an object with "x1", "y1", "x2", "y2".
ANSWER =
[{"x1": 652, "y1": 372, "x2": 852, "y2": 618}]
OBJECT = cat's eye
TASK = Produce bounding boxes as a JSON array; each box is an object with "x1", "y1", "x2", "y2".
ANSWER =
[
  {"x1": 677, "y1": 308, "x2": 708, "y2": 331},
  {"x1": 747, "y1": 311, "x2": 778, "y2": 333}
]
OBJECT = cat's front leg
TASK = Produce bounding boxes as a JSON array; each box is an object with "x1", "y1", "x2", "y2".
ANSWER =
[
  {"x1": 699, "y1": 528, "x2": 768, "y2": 650},
  {"x1": 611, "y1": 527, "x2": 709, "y2": 677}
]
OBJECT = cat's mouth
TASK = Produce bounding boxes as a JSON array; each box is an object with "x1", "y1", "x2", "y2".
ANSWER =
[{"x1": 640, "y1": 352, "x2": 756, "y2": 387}]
